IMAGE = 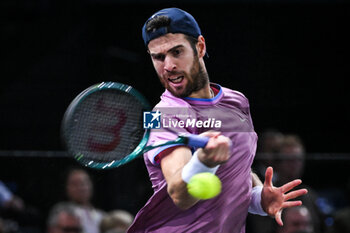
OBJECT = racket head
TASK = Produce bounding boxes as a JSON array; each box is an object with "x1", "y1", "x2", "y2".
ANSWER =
[{"x1": 61, "y1": 82, "x2": 151, "y2": 169}]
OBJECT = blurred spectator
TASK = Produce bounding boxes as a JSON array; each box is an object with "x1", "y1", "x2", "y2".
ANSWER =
[
  {"x1": 254, "y1": 129, "x2": 284, "y2": 180},
  {"x1": 0, "y1": 218, "x2": 3, "y2": 233},
  {"x1": 0, "y1": 217, "x2": 21, "y2": 233},
  {"x1": 274, "y1": 134, "x2": 325, "y2": 233},
  {"x1": 274, "y1": 135, "x2": 305, "y2": 185},
  {"x1": 247, "y1": 129, "x2": 284, "y2": 233},
  {"x1": 0, "y1": 218, "x2": 5, "y2": 233},
  {"x1": 248, "y1": 133, "x2": 325, "y2": 233},
  {"x1": 65, "y1": 168, "x2": 105, "y2": 233},
  {"x1": 0, "y1": 181, "x2": 24, "y2": 213},
  {"x1": 327, "y1": 208, "x2": 350, "y2": 233},
  {"x1": 276, "y1": 206, "x2": 314, "y2": 233},
  {"x1": 258, "y1": 129, "x2": 285, "y2": 154},
  {"x1": 0, "y1": 181, "x2": 41, "y2": 233},
  {"x1": 56, "y1": 168, "x2": 105, "y2": 233},
  {"x1": 326, "y1": 177, "x2": 350, "y2": 233},
  {"x1": 47, "y1": 203, "x2": 82, "y2": 233},
  {"x1": 99, "y1": 210, "x2": 133, "y2": 233}
]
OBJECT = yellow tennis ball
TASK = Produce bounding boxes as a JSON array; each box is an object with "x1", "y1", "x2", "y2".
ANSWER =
[{"x1": 187, "y1": 172, "x2": 222, "y2": 200}]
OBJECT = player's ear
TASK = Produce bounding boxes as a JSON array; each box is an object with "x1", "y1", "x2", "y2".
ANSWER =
[{"x1": 196, "y1": 35, "x2": 206, "y2": 58}]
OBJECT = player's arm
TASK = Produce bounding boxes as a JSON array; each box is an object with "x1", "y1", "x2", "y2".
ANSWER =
[
  {"x1": 160, "y1": 132, "x2": 231, "y2": 210},
  {"x1": 251, "y1": 171, "x2": 263, "y2": 186},
  {"x1": 161, "y1": 146, "x2": 198, "y2": 209},
  {"x1": 248, "y1": 171, "x2": 267, "y2": 216}
]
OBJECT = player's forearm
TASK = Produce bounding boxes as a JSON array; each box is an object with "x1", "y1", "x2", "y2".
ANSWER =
[
  {"x1": 248, "y1": 171, "x2": 268, "y2": 216},
  {"x1": 251, "y1": 171, "x2": 263, "y2": 187},
  {"x1": 168, "y1": 149, "x2": 220, "y2": 209},
  {"x1": 167, "y1": 172, "x2": 199, "y2": 209},
  {"x1": 161, "y1": 147, "x2": 198, "y2": 209},
  {"x1": 161, "y1": 135, "x2": 229, "y2": 209}
]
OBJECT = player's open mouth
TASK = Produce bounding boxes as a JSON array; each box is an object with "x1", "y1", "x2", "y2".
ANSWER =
[{"x1": 168, "y1": 76, "x2": 184, "y2": 84}]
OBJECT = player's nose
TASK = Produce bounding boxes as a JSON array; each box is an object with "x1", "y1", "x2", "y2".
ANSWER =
[{"x1": 164, "y1": 56, "x2": 176, "y2": 72}]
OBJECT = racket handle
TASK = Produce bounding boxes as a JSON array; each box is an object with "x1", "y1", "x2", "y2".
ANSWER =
[{"x1": 186, "y1": 134, "x2": 209, "y2": 148}]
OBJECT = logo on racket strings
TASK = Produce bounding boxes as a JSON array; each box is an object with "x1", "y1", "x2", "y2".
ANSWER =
[{"x1": 144, "y1": 110, "x2": 161, "y2": 129}]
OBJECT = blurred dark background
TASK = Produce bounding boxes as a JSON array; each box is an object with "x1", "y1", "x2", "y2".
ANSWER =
[{"x1": 0, "y1": 0, "x2": 349, "y2": 232}]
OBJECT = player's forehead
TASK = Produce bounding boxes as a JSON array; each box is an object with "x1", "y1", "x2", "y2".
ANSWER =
[{"x1": 148, "y1": 33, "x2": 190, "y2": 54}]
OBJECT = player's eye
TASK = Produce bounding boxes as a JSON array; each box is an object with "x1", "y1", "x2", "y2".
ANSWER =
[
  {"x1": 172, "y1": 49, "x2": 181, "y2": 57},
  {"x1": 152, "y1": 54, "x2": 165, "y2": 61}
]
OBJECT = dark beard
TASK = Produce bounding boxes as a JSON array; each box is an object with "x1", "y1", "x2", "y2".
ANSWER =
[{"x1": 167, "y1": 58, "x2": 209, "y2": 98}]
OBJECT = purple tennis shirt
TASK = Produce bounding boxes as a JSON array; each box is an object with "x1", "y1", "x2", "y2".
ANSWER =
[{"x1": 128, "y1": 83, "x2": 257, "y2": 233}]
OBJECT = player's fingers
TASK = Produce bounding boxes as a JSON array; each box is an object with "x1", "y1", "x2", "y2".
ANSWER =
[
  {"x1": 209, "y1": 144, "x2": 229, "y2": 162},
  {"x1": 284, "y1": 189, "x2": 308, "y2": 200},
  {"x1": 264, "y1": 166, "x2": 273, "y2": 187},
  {"x1": 217, "y1": 146, "x2": 230, "y2": 161},
  {"x1": 200, "y1": 131, "x2": 221, "y2": 138},
  {"x1": 282, "y1": 200, "x2": 302, "y2": 209},
  {"x1": 275, "y1": 210, "x2": 283, "y2": 226},
  {"x1": 204, "y1": 134, "x2": 223, "y2": 151},
  {"x1": 215, "y1": 136, "x2": 231, "y2": 160},
  {"x1": 217, "y1": 135, "x2": 232, "y2": 147},
  {"x1": 280, "y1": 179, "x2": 302, "y2": 193},
  {"x1": 205, "y1": 135, "x2": 230, "y2": 152}
]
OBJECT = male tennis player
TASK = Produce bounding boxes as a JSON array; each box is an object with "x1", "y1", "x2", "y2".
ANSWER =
[{"x1": 127, "y1": 8, "x2": 307, "y2": 232}]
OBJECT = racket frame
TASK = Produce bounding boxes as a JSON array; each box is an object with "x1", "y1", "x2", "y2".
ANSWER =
[{"x1": 62, "y1": 82, "x2": 152, "y2": 169}]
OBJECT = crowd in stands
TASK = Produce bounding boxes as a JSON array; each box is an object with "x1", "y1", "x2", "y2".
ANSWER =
[
  {"x1": 1, "y1": 168, "x2": 134, "y2": 233},
  {"x1": 248, "y1": 129, "x2": 350, "y2": 233}
]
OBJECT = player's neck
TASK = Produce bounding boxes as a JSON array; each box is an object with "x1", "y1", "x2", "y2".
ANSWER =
[{"x1": 188, "y1": 84, "x2": 213, "y2": 99}]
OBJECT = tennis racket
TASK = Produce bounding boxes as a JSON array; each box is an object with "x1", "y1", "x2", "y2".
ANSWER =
[{"x1": 61, "y1": 82, "x2": 209, "y2": 169}]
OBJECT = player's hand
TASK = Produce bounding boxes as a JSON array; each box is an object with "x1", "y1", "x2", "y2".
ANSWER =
[
  {"x1": 261, "y1": 167, "x2": 308, "y2": 226},
  {"x1": 196, "y1": 131, "x2": 231, "y2": 168}
]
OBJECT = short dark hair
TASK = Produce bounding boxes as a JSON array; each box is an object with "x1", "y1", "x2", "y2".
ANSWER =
[
  {"x1": 146, "y1": 15, "x2": 198, "y2": 55},
  {"x1": 146, "y1": 15, "x2": 170, "y2": 33}
]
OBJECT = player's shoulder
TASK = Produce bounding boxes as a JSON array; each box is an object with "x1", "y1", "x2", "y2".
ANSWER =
[
  {"x1": 221, "y1": 86, "x2": 247, "y2": 99},
  {"x1": 155, "y1": 89, "x2": 191, "y2": 108},
  {"x1": 221, "y1": 86, "x2": 250, "y2": 107}
]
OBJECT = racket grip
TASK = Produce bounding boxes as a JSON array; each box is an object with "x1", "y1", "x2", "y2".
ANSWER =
[{"x1": 186, "y1": 134, "x2": 209, "y2": 148}]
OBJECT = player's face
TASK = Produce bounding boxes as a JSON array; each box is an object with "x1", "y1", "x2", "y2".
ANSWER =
[{"x1": 148, "y1": 33, "x2": 208, "y2": 98}]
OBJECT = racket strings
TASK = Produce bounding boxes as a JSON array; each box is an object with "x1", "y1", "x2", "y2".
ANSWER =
[{"x1": 67, "y1": 90, "x2": 145, "y2": 163}]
